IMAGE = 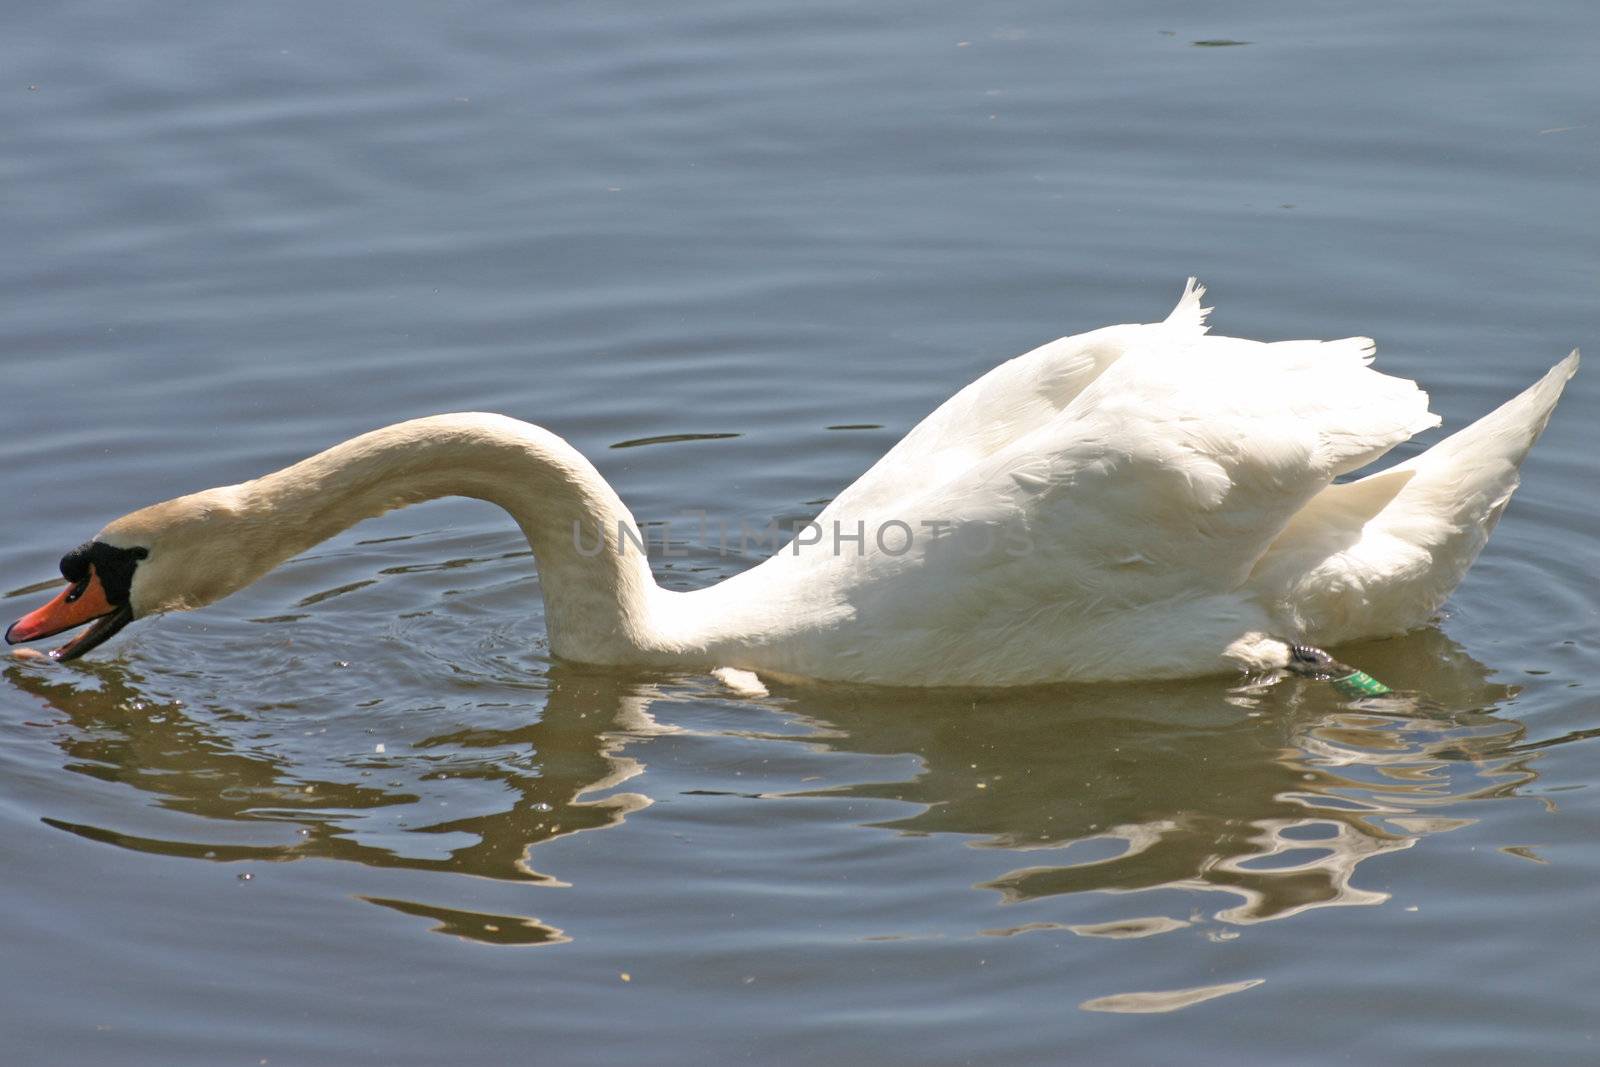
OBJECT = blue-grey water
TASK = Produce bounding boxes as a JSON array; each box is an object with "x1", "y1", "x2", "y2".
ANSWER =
[{"x1": 2, "y1": 2, "x2": 1596, "y2": 1064}]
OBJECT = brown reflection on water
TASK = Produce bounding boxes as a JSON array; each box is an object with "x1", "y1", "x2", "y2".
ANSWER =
[
  {"x1": 2, "y1": 626, "x2": 1549, "y2": 942},
  {"x1": 789, "y1": 629, "x2": 1538, "y2": 926},
  {"x1": 4, "y1": 660, "x2": 662, "y2": 944},
  {"x1": 357, "y1": 896, "x2": 570, "y2": 946}
]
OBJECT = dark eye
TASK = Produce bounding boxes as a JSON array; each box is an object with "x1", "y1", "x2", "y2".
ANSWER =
[{"x1": 63, "y1": 578, "x2": 90, "y2": 604}]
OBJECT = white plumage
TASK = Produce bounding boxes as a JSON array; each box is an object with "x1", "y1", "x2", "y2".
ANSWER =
[
  {"x1": 12, "y1": 280, "x2": 1579, "y2": 686},
  {"x1": 669, "y1": 279, "x2": 1576, "y2": 683}
]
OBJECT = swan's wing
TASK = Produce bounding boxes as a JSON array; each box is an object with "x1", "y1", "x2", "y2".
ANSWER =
[
  {"x1": 818, "y1": 280, "x2": 1212, "y2": 522},
  {"x1": 863, "y1": 332, "x2": 1439, "y2": 613}
]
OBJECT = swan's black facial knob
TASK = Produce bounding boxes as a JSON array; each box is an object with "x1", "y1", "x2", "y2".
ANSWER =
[{"x1": 6, "y1": 542, "x2": 149, "y2": 659}]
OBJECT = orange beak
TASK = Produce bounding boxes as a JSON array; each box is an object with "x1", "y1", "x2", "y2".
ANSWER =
[{"x1": 6, "y1": 567, "x2": 133, "y2": 659}]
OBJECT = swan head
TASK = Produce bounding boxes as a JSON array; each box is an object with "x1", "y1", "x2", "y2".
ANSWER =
[
  {"x1": 5, "y1": 539, "x2": 149, "y2": 660},
  {"x1": 6, "y1": 488, "x2": 256, "y2": 660}
]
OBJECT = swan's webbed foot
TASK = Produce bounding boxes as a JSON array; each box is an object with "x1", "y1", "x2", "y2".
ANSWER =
[
  {"x1": 1282, "y1": 643, "x2": 1354, "y2": 681},
  {"x1": 1223, "y1": 632, "x2": 1393, "y2": 697}
]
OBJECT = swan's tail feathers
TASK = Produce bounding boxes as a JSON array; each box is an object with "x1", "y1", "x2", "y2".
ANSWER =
[
  {"x1": 1379, "y1": 348, "x2": 1577, "y2": 545},
  {"x1": 1373, "y1": 349, "x2": 1578, "y2": 602},
  {"x1": 1256, "y1": 351, "x2": 1578, "y2": 642},
  {"x1": 1164, "y1": 277, "x2": 1212, "y2": 335},
  {"x1": 1401, "y1": 349, "x2": 1578, "y2": 483}
]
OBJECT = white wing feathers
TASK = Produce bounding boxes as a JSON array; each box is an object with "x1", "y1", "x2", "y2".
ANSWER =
[
  {"x1": 836, "y1": 287, "x2": 1439, "y2": 617},
  {"x1": 820, "y1": 280, "x2": 1213, "y2": 522},
  {"x1": 908, "y1": 332, "x2": 1434, "y2": 603}
]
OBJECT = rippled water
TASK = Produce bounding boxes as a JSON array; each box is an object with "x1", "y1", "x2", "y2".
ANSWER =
[{"x1": 2, "y1": 1, "x2": 1596, "y2": 1064}]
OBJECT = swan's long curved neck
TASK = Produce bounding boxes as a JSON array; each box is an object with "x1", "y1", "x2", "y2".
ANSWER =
[{"x1": 170, "y1": 414, "x2": 664, "y2": 660}]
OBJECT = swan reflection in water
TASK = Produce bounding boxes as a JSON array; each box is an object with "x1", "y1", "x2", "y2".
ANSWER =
[{"x1": 1, "y1": 627, "x2": 1559, "y2": 945}]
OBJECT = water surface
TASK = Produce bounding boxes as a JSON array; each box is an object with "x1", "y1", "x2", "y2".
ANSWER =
[{"x1": 2, "y1": 1, "x2": 1597, "y2": 1064}]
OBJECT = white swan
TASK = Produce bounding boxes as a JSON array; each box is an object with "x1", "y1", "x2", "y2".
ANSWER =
[{"x1": 6, "y1": 281, "x2": 1578, "y2": 686}]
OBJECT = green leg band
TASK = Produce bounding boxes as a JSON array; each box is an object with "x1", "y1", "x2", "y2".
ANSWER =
[{"x1": 1330, "y1": 670, "x2": 1392, "y2": 697}]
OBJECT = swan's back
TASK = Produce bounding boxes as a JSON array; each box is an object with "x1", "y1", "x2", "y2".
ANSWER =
[
  {"x1": 818, "y1": 280, "x2": 1214, "y2": 521},
  {"x1": 827, "y1": 282, "x2": 1441, "y2": 605},
  {"x1": 706, "y1": 282, "x2": 1575, "y2": 685}
]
